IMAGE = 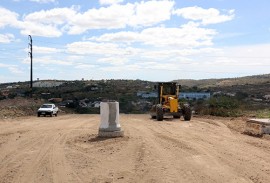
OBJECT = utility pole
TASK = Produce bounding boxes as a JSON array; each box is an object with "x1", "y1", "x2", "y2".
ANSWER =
[{"x1": 28, "y1": 35, "x2": 33, "y2": 90}]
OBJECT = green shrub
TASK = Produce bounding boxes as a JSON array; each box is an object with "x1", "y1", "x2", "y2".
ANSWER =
[
  {"x1": 207, "y1": 96, "x2": 242, "y2": 117},
  {"x1": 256, "y1": 109, "x2": 270, "y2": 118}
]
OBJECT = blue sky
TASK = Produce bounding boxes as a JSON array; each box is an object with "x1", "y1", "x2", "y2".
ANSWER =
[{"x1": 0, "y1": 0, "x2": 270, "y2": 83}]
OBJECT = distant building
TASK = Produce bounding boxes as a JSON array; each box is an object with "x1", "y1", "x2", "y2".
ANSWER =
[
  {"x1": 142, "y1": 92, "x2": 158, "y2": 98},
  {"x1": 264, "y1": 95, "x2": 270, "y2": 100},
  {"x1": 33, "y1": 80, "x2": 64, "y2": 88},
  {"x1": 179, "y1": 92, "x2": 210, "y2": 100},
  {"x1": 137, "y1": 91, "x2": 158, "y2": 98},
  {"x1": 137, "y1": 91, "x2": 144, "y2": 97},
  {"x1": 93, "y1": 101, "x2": 100, "y2": 108}
]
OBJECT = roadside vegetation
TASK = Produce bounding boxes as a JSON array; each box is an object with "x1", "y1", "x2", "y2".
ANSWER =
[{"x1": 0, "y1": 74, "x2": 270, "y2": 118}]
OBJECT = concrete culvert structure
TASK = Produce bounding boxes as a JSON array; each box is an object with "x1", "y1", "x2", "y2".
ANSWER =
[{"x1": 98, "y1": 101, "x2": 124, "y2": 138}]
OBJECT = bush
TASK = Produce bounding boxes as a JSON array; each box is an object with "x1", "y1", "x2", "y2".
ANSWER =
[
  {"x1": 0, "y1": 95, "x2": 6, "y2": 100},
  {"x1": 207, "y1": 96, "x2": 242, "y2": 117},
  {"x1": 8, "y1": 93, "x2": 17, "y2": 99},
  {"x1": 256, "y1": 109, "x2": 270, "y2": 118}
]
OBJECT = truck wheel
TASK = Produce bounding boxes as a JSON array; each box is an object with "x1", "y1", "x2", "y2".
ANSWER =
[
  {"x1": 183, "y1": 104, "x2": 191, "y2": 121},
  {"x1": 55, "y1": 112, "x2": 58, "y2": 117},
  {"x1": 50, "y1": 112, "x2": 53, "y2": 117},
  {"x1": 156, "y1": 104, "x2": 163, "y2": 121},
  {"x1": 37, "y1": 113, "x2": 40, "y2": 117}
]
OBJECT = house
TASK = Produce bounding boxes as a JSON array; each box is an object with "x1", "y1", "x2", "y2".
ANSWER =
[
  {"x1": 137, "y1": 91, "x2": 144, "y2": 97},
  {"x1": 253, "y1": 98, "x2": 263, "y2": 102},
  {"x1": 179, "y1": 92, "x2": 210, "y2": 100},
  {"x1": 142, "y1": 92, "x2": 158, "y2": 98},
  {"x1": 137, "y1": 91, "x2": 158, "y2": 98},
  {"x1": 264, "y1": 95, "x2": 270, "y2": 100},
  {"x1": 33, "y1": 80, "x2": 64, "y2": 88},
  {"x1": 93, "y1": 101, "x2": 100, "y2": 108}
]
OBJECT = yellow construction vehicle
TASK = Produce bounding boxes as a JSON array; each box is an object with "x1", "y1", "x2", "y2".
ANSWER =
[{"x1": 150, "y1": 82, "x2": 191, "y2": 121}]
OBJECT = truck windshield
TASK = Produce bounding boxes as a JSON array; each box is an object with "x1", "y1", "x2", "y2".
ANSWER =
[
  {"x1": 41, "y1": 105, "x2": 52, "y2": 108},
  {"x1": 163, "y1": 84, "x2": 176, "y2": 95}
]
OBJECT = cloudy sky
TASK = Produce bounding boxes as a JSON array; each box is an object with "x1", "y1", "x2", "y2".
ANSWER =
[{"x1": 0, "y1": 0, "x2": 270, "y2": 83}]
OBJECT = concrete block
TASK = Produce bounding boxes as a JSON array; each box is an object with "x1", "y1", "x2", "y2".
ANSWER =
[
  {"x1": 245, "y1": 119, "x2": 270, "y2": 136},
  {"x1": 98, "y1": 101, "x2": 124, "y2": 138}
]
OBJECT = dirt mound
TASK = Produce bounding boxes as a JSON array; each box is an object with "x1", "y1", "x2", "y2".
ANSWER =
[{"x1": 0, "y1": 97, "x2": 43, "y2": 118}]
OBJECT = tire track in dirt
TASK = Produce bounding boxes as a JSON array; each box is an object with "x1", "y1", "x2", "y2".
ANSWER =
[
  {"x1": 126, "y1": 119, "x2": 183, "y2": 182},
  {"x1": 0, "y1": 134, "x2": 50, "y2": 183},
  {"x1": 128, "y1": 117, "x2": 257, "y2": 183},
  {"x1": 0, "y1": 115, "x2": 97, "y2": 183},
  {"x1": 1, "y1": 114, "x2": 270, "y2": 183}
]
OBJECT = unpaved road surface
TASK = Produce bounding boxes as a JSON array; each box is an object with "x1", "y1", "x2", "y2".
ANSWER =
[{"x1": 1, "y1": 114, "x2": 270, "y2": 183}]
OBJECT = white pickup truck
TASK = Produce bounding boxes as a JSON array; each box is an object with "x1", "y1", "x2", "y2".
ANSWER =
[{"x1": 37, "y1": 104, "x2": 59, "y2": 117}]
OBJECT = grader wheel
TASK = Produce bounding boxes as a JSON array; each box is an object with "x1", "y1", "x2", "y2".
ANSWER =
[
  {"x1": 183, "y1": 104, "x2": 191, "y2": 121},
  {"x1": 156, "y1": 104, "x2": 163, "y2": 121}
]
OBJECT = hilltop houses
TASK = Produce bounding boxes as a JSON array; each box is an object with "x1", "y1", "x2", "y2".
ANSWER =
[
  {"x1": 179, "y1": 92, "x2": 211, "y2": 100},
  {"x1": 33, "y1": 80, "x2": 64, "y2": 88}
]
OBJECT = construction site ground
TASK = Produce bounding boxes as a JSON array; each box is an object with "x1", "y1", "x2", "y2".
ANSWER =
[{"x1": 1, "y1": 114, "x2": 270, "y2": 183}]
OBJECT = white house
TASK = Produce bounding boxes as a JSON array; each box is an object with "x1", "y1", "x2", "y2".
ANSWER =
[
  {"x1": 33, "y1": 80, "x2": 64, "y2": 88},
  {"x1": 179, "y1": 92, "x2": 211, "y2": 100}
]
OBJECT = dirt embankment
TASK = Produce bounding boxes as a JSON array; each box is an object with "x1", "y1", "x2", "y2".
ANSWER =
[
  {"x1": 0, "y1": 97, "x2": 43, "y2": 119},
  {"x1": 1, "y1": 114, "x2": 270, "y2": 183}
]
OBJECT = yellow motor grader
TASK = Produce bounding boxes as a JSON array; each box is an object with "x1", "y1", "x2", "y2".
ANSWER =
[{"x1": 150, "y1": 82, "x2": 191, "y2": 121}]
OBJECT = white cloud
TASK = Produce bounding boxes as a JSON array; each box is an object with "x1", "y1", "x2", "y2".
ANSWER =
[
  {"x1": 29, "y1": 0, "x2": 56, "y2": 3},
  {"x1": 0, "y1": 3, "x2": 235, "y2": 39},
  {"x1": 75, "y1": 64, "x2": 96, "y2": 69},
  {"x1": 18, "y1": 7, "x2": 77, "y2": 37},
  {"x1": 67, "y1": 4, "x2": 134, "y2": 34},
  {"x1": 32, "y1": 46, "x2": 62, "y2": 54},
  {"x1": 67, "y1": 0, "x2": 174, "y2": 34},
  {"x1": 98, "y1": 57, "x2": 128, "y2": 65},
  {"x1": 0, "y1": 63, "x2": 10, "y2": 67},
  {"x1": 99, "y1": 0, "x2": 124, "y2": 6},
  {"x1": 24, "y1": 7, "x2": 77, "y2": 25},
  {"x1": 128, "y1": 0, "x2": 174, "y2": 27},
  {"x1": 0, "y1": 34, "x2": 15, "y2": 43},
  {"x1": 90, "y1": 22, "x2": 217, "y2": 48},
  {"x1": 22, "y1": 56, "x2": 73, "y2": 65},
  {"x1": 0, "y1": 63, "x2": 23, "y2": 74},
  {"x1": 0, "y1": 7, "x2": 19, "y2": 28},
  {"x1": 174, "y1": 6, "x2": 235, "y2": 25},
  {"x1": 18, "y1": 21, "x2": 62, "y2": 37},
  {"x1": 66, "y1": 41, "x2": 140, "y2": 56},
  {"x1": 216, "y1": 44, "x2": 270, "y2": 67},
  {"x1": 0, "y1": 7, "x2": 63, "y2": 37},
  {"x1": 8, "y1": 66, "x2": 23, "y2": 74}
]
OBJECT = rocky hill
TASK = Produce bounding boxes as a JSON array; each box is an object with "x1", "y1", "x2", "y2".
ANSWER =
[{"x1": 174, "y1": 74, "x2": 270, "y2": 88}]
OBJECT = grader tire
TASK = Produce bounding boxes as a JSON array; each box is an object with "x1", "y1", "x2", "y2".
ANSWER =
[
  {"x1": 156, "y1": 105, "x2": 163, "y2": 121},
  {"x1": 183, "y1": 105, "x2": 191, "y2": 121}
]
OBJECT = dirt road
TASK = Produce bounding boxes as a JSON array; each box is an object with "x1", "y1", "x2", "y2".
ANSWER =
[{"x1": 1, "y1": 114, "x2": 270, "y2": 183}]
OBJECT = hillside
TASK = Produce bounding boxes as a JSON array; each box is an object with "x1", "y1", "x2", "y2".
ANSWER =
[
  {"x1": 174, "y1": 74, "x2": 270, "y2": 88},
  {"x1": 0, "y1": 74, "x2": 270, "y2": 117}
]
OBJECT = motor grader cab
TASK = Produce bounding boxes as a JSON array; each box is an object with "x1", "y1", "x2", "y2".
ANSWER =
[{"x1": 150, "y1": 82, "x2": 191, "y2": 121}]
